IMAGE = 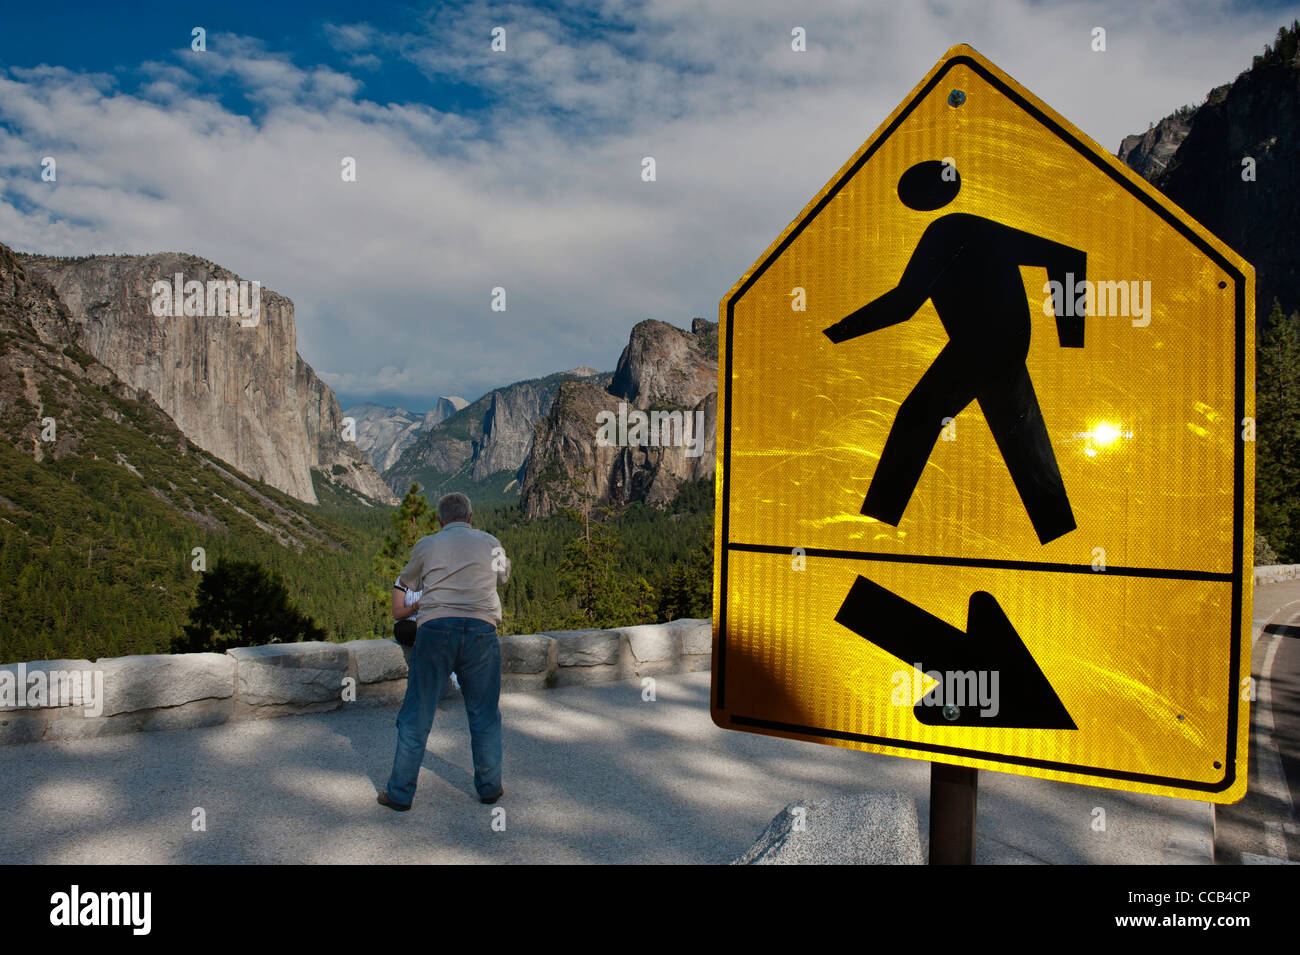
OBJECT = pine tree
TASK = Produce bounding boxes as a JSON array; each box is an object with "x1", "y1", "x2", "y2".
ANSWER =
[
  {"x1": 1253, "y1": 20, "x2": 1300, "y2": 68},
  {"x1": 555, "y1": 469, "x2": 656, "y2": 628},
  {"x1": 174, "y1": 559, "x2": 326, "y2": 652},
  {"x1": 1255, "y1": 299, "x2": 1300, "y2": 560},
  {"x1": 370, "y1": 482, "x2": 440, "y2": 631},
  {"x1": 656, "y1": 522, "x2": 713, "y2": 621}
]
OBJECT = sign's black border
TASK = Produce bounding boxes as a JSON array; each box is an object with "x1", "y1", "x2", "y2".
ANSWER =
[{"x1": 716, "y1": 54, "x2": 1248, "y2": 794}]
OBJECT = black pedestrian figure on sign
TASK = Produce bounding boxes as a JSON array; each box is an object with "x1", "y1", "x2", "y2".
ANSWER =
[{"x1": 823, "y1": 160, "x2": 1087, "y2": 545}]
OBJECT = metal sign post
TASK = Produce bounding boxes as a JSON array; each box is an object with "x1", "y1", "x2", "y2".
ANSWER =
[{"x1": 929, "y1": 763, "x2": 978, "y2": 864}]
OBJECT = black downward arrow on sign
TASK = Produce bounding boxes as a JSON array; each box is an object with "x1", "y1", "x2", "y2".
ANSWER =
[{"x1": 835, "y1": 576, "x2": 1076, "y2": 730}]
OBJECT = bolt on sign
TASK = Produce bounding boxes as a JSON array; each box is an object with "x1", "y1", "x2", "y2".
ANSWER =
[{"x1": 712, "y1": 44, "x2": 1254, "y2": 802}]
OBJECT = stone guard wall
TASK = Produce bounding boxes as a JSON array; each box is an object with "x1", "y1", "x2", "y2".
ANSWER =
[
  {"x1": 0, "y1": 619, "x2": 712, "y2": 746},
  {"x1": 1253, "y1": 564, "x2": 1300, "y2": 586}
]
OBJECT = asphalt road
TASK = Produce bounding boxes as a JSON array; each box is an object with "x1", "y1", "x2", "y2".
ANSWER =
[
  {"x1": 0, "y1": 670, "x2": 1213, "y2": 864},
  {"x1": 1215, "y1": 579, "x2": 1300, "y2": 864}
]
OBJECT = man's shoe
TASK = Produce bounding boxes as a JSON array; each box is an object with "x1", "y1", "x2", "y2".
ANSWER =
[
  {"x1": 377, "y1": 791, "x2": 411, "y2": 812},
  {"x1": 480, "y1": 786, "x2": 504, "y2": 805}
]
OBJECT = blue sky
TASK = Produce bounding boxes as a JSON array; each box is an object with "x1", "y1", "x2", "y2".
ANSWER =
[{"x1": 2, "y1": 0, "x2": 1298, "y2": 410}]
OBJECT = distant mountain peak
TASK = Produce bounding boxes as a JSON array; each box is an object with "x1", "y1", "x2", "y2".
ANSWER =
[
  {"x1": 346, "y1": 395, "x2": 472, "y2": 473},
  {"x1": 373, "y1": 319, "x2": 717, "y2": 515}
]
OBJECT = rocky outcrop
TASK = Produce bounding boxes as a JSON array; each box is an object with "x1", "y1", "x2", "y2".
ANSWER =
[
  {"x1": 384, "y1": 371, "x2": 608, "y2": 494},
  {"x1": 0, "y1": 241, "x2": 191, "y2": 473},
  {"x1": 19, "y1": 253, "x2": 396, "y2": 505},
  {"x1": 1117, "y1": 105, "x2": 1200, "y2": 181},
  {"x1": 609, "y1": 317, "x2": 718, "y2": 409},
  {"x1": 344, "y1": 396, "x2": 468, "y2": 473},
  {"x1": 1155, "y1": 64, "x2": 1300, "y2": 323},
  {"x1": 0, "y1": 242, "x2": 113, "y2": 464},
  {"x1": 519, "y1": 318, "x2": 718, "y2": 519},
  {"x1": 0, "y1": 246, "x2": 78, "y2": 352},
  {"x1": 1118, "y1": 49, "x2": 1300, "y2": 322}
]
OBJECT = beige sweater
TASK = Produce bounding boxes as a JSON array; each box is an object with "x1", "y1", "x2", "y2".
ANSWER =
[{"x1": 398, "y1": 522, "x2": 512, "y2": 627}]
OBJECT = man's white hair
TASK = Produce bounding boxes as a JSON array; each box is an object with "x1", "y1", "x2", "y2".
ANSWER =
[{"x1": 437, "y1": 492, "x2": 472, "y2": 524}]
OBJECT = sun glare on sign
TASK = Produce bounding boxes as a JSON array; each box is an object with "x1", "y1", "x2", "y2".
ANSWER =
[
  {"x1": 1092, "y1": 422, "x2": 1121, "y2": 446},
  {"x1": 1079, "y1": 421, "x2": 1128, "y2": 457}
]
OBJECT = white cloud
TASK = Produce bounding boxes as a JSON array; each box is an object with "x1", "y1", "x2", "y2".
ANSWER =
[{"x1": 0, "y1": 1, "x2": 1295, "y2": 408}]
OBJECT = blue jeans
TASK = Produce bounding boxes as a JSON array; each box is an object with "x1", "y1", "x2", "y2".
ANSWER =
[{"x1": 385, "y1": 617, "x2": 503, "y2": 805}]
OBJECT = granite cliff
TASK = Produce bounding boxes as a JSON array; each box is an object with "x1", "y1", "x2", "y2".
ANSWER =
[
  {"x1": 519, "y1": 318, "x2": 718, "y2": 519},
  {"x1": 18, "y1": 252, "x2": 396, "y2": 506},
  {"x1": 1116, "y1": 105, "x2": 1200, "y2": 181},
  {"x1": 0, "y1": 239, "x2": 395, "y2": 661},
  {"x1": 383, "y1": 368, "x2": 607, "y2": 497},
  {"x1": 344, "y1": 396, "x2": 468, "y2": 473},
  {"x1": 608, "y1": 318, "x2": 718, "y2": 410},
  {"x1": 1118, "y1": 31, "x2": 1300, "y2": 321}
]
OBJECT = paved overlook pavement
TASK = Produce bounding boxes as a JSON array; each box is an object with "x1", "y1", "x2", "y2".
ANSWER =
[
  {"x1": 0, "y1": 670, "x2": 1220, "y2": 865},
  {"x1": 1216, "y1": 577, "x2": 1300, "y2": 864}
]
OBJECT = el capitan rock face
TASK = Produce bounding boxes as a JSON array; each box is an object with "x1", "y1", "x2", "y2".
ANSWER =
[{"x1": 19, "y1": 252, "x2": 396, "y2": 506}]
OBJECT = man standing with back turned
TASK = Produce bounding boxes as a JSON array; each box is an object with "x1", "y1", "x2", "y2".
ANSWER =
[{"x1": 378, "y1": 492, "x2": 511, "y2": 810}]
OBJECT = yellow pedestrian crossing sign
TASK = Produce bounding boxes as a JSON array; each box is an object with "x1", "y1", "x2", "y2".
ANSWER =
[{"x1": 711, "y1": 44, "x2": 1254, "y2": 802}]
